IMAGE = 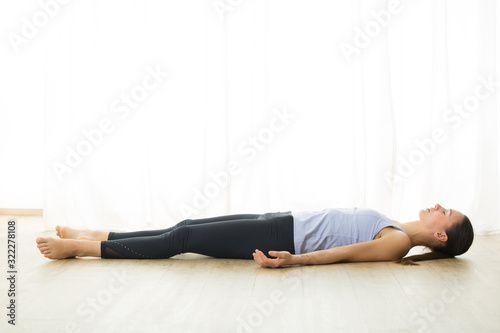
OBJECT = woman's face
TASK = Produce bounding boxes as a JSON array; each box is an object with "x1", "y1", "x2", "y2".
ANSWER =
[{"x1": 419, "y1": 203, "x2": 464, "y2": 232}]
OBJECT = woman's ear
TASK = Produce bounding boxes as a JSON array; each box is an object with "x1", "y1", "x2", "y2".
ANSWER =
[{"x1": 434, "y1": 231, "x2": 448, "y2": 243}]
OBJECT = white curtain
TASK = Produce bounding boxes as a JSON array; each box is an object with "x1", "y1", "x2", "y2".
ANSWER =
[{"x1": 40, "y1": 0, "x2": 500, "y2": 234}]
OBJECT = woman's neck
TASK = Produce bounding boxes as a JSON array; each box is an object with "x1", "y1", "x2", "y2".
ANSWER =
[{"x1": 393, "y1": 220, "x2": 432, "y2": 248}]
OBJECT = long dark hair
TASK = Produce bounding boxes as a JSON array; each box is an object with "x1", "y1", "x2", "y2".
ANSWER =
[{"x1": 395, "y1": 215, "x2": 474, "y2": 265}]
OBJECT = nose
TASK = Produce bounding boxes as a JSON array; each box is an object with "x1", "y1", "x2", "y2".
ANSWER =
[{"x1": 434, "y1": 203, "x2": 441, "y2": 211}]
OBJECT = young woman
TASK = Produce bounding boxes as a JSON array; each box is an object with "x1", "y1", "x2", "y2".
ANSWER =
[{"x1": 36, "y1": 203, "x2": 474, "y2": 268}]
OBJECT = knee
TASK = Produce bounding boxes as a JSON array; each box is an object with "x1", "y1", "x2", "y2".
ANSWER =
[
  {"x1": 162, "y1": 226, "x2": 191, "y2": 253},
  {"x1": 170, "y1": 225, "x2": 190, "y2": 237},
  {"x1": 177, "y1": 219, "x2": 192, "y2": 227},
  {"x1": 163, "y1": 219, "x2": 191, "y2": 234},
  {"x1": 160, "y1": 225, "x2": 190, "y2": 239}
]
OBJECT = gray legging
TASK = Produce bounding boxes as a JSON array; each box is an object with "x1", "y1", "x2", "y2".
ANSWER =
[{"x1": 100, "y1": 212, "x2": 295, "y2": 259}]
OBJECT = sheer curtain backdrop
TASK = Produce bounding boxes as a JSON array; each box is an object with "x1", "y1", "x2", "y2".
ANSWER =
[{"x1": 36, "y1": 0, "x2": 499, "y2": 233}]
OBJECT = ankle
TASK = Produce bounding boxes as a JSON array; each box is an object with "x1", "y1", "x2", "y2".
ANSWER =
[
  {"x1": 76, "y1": 239, "x2": 101, "y2": 257},
  {"x1": 99, "y1": 231, "x2": 110, "y2": 241},
  {"x1": 73, "y1": 240, "x2": 86, "y2": 257},
  {"x1": 88, "y1": 230, "x2": 109, "y2": 241}
]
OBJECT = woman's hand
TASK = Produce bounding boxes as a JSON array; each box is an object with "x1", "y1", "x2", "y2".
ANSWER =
[{"x1": 252, "y1": 249, "x2": 294, "y2": 268}]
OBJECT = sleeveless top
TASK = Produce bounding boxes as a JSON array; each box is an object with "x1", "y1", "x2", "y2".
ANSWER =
[{"x1": 292, "y1": 207, "x2": 408, "y2": 255}]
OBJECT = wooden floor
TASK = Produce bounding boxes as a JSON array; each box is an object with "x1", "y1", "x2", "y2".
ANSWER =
[{"x1": 1, "y1": 215, "x2": 500, "y2": 333}]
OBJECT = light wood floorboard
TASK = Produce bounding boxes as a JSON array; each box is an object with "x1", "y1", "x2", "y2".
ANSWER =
[{"x1": 1, "y1": 215, "x2": 499, "y2": 333}]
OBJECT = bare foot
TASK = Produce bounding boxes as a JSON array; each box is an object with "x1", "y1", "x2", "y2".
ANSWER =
[
  {"x1": 56, "y1": 226, "x2": 109, "y2": 241},
  {"x1": 36, "y1": 237, "x2": 80, "y2": 259}
]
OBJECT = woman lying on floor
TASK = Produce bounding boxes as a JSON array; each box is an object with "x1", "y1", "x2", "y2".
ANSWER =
[{"x1": 36, "y1": 203, "x2": 474, "y2": 267}]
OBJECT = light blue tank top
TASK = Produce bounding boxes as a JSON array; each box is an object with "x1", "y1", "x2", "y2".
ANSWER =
[{"x1": 292, "y1": 207, "x2": 408, "y2": 254}]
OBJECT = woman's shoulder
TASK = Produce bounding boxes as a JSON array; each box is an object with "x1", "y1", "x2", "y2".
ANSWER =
[{"x1": 377, "y1": 226, "x2": 412, "y2": 254}]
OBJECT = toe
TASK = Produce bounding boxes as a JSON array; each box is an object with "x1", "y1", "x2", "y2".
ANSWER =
[{"x1": 36, "y1": 237, "x2": 48, "y2": 244}]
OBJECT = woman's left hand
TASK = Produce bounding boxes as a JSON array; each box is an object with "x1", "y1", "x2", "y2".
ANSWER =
[{"x1": 252, "y1": 249, "x2": 293, "y2": 268}]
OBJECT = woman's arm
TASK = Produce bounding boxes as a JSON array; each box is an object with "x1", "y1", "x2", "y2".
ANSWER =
[{"x1": 253, "y1": 230, "x2": 410, "y2": 268}]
